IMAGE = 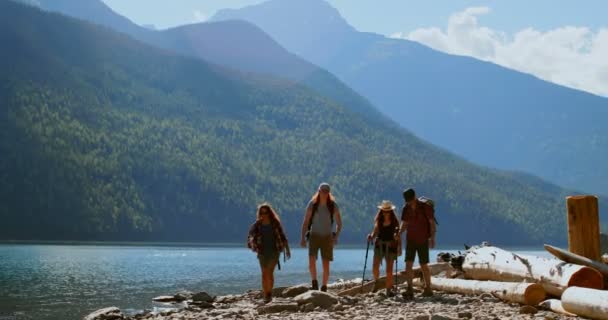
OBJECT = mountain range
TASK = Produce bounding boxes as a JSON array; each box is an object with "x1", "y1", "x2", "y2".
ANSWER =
[
  {"x1": 212, "y1": 0, "x2": 608, "y2": 195},
  {"x1": 1, "y1": 0, "x2": 604, "y2": 245}
]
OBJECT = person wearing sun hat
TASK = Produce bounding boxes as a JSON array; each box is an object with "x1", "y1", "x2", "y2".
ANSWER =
[
  {"x1": 367, "y1": 200, "x2": 401, "y2": 296},
  {"x1": 300, "y1": 182, "x2": 343, "y2": 292}
]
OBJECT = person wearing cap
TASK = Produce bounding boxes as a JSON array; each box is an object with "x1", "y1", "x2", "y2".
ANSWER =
[
  {"x1": 400, "y1": 188, "x2": 436, "y2": 298},
  {"x1": 300, "y1": 183, "x2": 343, "y2": 291},
  {"x1": 367, "y1": 200, "x2": 401, "y2": 296}
]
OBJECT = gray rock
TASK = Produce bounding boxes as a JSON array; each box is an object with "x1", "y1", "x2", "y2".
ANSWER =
[
  {"x1": 271, "y1": 286, "x2": 288, "y2": 298},
  {"x1": 294, "y1": 290, "x2": 338, "y2": 309},
  {"x1": 458, "y1": 312, "x2": 473, "y2": 319},
  {"x1": 520, "y1": 305, "x2": 538, "y2": 315},
  {"x1": 413, "y1": 315, "x2": 430, "y2": 320},
  {"x1": 339, "y1": 296, "x2": 358, "y2": 305},
  {"x1": 174, "y1": 291, "x2": 192, "y2": 301},
  {"x1": 431, "y1": 315, "x2": 457, "y2": 320},
  {"x1": 190, "y1": 300, "x2": 215, "y2": 309},
  {"x1": 257, "y1": 302, "x2": 299, "y2": 315},
  {"x1": 83, "y1": 307, "x2": 123, "y2": 320},
  {"x1": 152, "y1": 295, "x2": 177, "y2": 302},
  {"x1": 192, "y1": 291, "x2": 215, "y2": 303},
  {"x1": 331, "y1": 304, "x2": 346, "y2": 312},
  {"x1": 282, "y1": 284, "x2": 309, "y2": 298},
  {"x1": 301, "y1": 302, "x2": 316, "y2": 312}
]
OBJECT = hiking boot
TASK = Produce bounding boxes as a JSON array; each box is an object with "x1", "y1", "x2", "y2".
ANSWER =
[
  {"x1": 311, "y1": 279, "x2": 319, "y2": 290},
  {"x1": 320, "y1": 285, "x2": 327, "y2": 292},
  {"x1": 421, "y1": 288, "x2": 433, "y2": 297},
  {"x1": 386, "y1": 288, "x2": 395, "y2": 297},
  {"x1": 263, "y1": 293, "x2": 272, "y2": 304},
  {"x1": 402, "y1": 287, "x2": 414, "y2": 300}
]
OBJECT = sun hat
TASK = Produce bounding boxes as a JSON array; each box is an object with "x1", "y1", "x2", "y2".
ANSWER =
[
  {"x1": 377, "y1": 200, "x2": 396, "y2": 211},
  {"x1": 318, "y1": 182, "x2": 331, "y2": 192}
]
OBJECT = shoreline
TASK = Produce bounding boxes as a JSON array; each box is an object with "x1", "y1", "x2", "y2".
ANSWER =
[
  {"x1": 86, "y1": 280, "x2": 576, "y2": 320},
  {"x1": 0, "y1": 240, "x2": 554, "y2": 251}
]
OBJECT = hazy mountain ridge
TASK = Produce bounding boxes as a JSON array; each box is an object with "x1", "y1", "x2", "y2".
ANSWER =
[
  {"x1": 1, "y1": 1, "x2": 599, "y2": 244},
  {"x1": 212, "y1": 0, "x2": 608, "y2": 195}
]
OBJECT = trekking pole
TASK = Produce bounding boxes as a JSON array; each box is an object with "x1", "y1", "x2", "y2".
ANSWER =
[
  {"x1": 361, "y1": 239, "x2": 371, "y2": 293},
  {"x1": 394, "y1": 228, "x2": 400, "y2": 292}
]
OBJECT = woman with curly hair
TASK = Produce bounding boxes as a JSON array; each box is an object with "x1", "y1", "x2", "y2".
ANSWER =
[
  {"x1": 367, "y1": 200, "x2": 401, "y2": 296},
  {"x1": 247, "y1": 203, "x2": 291, "y2": 303}
]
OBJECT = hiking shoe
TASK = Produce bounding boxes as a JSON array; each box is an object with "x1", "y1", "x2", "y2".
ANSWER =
[
  {"x1": 320, "y1": 285, "x2": 327, "y2": 292},
  {"x1": 263, "y1": 294, "x2": 272, "y2": 304},
  {"x1": 386, "y1": 288, "x2": 395, "y2": 297},
  {"x1": 402, "y1": 288, "x2": 414, "y2": 300},
  {"x1": 311, "y1": 279, "x2": 319, "y2": 290},
  {"x1": 421, "y1": 289, "x2": 433, "y2": 297}
]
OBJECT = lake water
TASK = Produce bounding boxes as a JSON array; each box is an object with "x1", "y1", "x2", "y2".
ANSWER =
[{"x1": 0, "y1": 244, "x2": 549, "y2": 320}]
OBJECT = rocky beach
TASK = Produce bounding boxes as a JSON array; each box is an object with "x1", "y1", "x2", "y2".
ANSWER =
[{"x1": 85, "y1": 283, "x2": 576, "y2": 320}]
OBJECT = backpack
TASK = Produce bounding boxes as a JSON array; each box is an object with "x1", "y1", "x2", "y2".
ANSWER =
[
  {"x1": 418, "y1": 196, "x2": 439, "y2": 225},
  {"x1": 306, "y1": 200, "x2": 336, "y2": 237}
]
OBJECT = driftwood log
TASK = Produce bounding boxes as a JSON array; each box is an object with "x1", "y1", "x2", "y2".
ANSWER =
[
  {"x1": 538, "y1": 299, "x2": 576, "y2": 316},
  {"x1": 461, "y1": 246, "x2": 603, "y2": 296},
  {"x1": 561, "y1": 287, "x2": 608, "y2": 320},
  {"x1": 337, "y1": 263, "x2": 451, "y2": 296},
  {"x1": 545, "y1": 243, "x2": 608, "y2": 288},
  {"x1": 413, "y1": 277, "x2": 545, "y2": 306}
]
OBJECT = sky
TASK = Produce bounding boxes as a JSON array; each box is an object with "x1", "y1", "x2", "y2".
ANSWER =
[{"x1": 101, "y1": 0, "x2": 608, "y2": 96}]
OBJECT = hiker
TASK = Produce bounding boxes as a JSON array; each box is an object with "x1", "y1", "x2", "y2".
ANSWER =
[
  {"x1": 247, "y1": 203, "x2": 291, "y2": 303},
  {"x1": 300, "y1": 182, "x2": 343, "y2": 292},
  {"x1": 400, "y1": 188, "x2": 436, "y2": 298},
  {"x1": 367, "y1": 200, "x2": 401, "y2": 296}
]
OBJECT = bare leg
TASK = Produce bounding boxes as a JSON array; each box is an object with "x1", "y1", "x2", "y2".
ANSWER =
[
  {"x1": 309, "y1": 255, "x2": 317, "y2": 281},
  {"x1": 386, "y1": 258, "x2": 394, "y2": 289},
  {"x1": 372, "y1": 257, "x2": 381, "y2": 280},
  {"x1": 405, "y1": 260, "x2": 414, "y2": 296},
  {"x1": 322, "y1": 258, "x2": 330, "y2": 286},
  {"x1": 261, "y1": 267, "x2": 269, "y2": 296},
  {"x1": 268, "y1": 259, "x2": 278, "y2": 293},
  {"x1": 420, "y1": 263, "x2": 432, "y2": 292}
]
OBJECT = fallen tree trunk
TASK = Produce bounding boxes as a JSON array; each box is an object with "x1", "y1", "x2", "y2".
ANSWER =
[
  {"x1": 561, "y1": 287, "x2": 608, "y2": 320},
  {"x1": 462, "y1": 246, "x2": 603, "y2": 296},
  {"x1": 337, "y1": 263, "x2": 450, "y2": 296},
  {"x1": 538, "y1": 299, "x2": 576, "y2": 317},
  {"x1": 545, "y1": 244, "x2": 608, "y2": 276},
  {"x1": 413, "y1": 277, "x2": 545, "y2": 305},
  {"x1": 545, "y1": 244, "x2": 608, "y2": 289}
]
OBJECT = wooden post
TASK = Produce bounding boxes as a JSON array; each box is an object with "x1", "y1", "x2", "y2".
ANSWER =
[{"x1": 567, "y1": 195, "x2": 601, "y2": 261}]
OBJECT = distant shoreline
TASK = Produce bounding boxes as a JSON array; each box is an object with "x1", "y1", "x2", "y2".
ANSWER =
[{"x1": 0, "y1": 240, "x2": 549, "y2": 251}]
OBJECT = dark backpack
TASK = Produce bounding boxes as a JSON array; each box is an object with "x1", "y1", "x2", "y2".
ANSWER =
[
  {"x1": 306, "y1": 200, "x2": 336, "y2": 234},
  {"x1": 418, "y1": 196, "x2": 439, "y2": 225}
]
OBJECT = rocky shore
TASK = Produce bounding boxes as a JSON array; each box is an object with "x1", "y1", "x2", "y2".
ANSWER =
[{"x1": 85, "y1": 283, "x2": 578, "y2": 320}]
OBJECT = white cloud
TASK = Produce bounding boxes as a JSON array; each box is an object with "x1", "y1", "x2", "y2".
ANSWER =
[
  {"x1": 391, "y1": 7, "x2": 608, "y2": 96},
  {"x1": 192, "y1": 10, "x2": 207, "y2": 23}
]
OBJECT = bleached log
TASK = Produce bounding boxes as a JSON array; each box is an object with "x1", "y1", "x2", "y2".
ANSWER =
[
  {"x1": 413, "y1": 277, "x2": 545, "y2": 305},
  {"x1": 545, "y1": 244, "x2": 608, "y2": 291},
  {"x1": 337, "y1": 263, "x2": 450, "y2": 296},
  {"x1": 562, "y1": 287, "x2": 608, "y2": 320},
  {"x1": 462, "y1": 246, "x2": 603, "y2": 296},
  {"x1": 538, "y1": 299, "x2": 576, "y2": 317}
]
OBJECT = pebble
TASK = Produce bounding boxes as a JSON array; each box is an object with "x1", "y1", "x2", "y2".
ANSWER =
[{"x1": 520, "y1": 305, "x2": 538, "y2": 315}]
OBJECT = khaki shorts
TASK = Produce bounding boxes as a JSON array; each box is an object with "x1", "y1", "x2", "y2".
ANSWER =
[{"x1": 308, "y1": 233, "x2": 333, "y2": 261}]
